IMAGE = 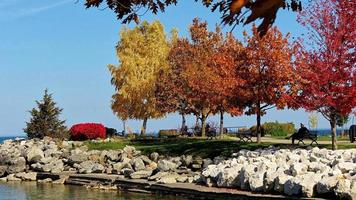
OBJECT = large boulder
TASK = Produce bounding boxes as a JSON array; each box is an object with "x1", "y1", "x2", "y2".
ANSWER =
[
  {"x1": 249, "y1": 171, "x2": 265, "y2": 192},
  {"x1": 131, "y1": 158, "x2": 145, "y2": 171},
  {"x1": 299, "y1": 173, "x2": 322, "y2": 197},
  {"x1": 150, "y1": 152, "x2": 159, "y2": 163},
  {"x1": 291, "y1": 163, "x2": 308, "y2": 176},
  {"x1": 0, "y1": 166, "x2": 7, "y2": 177},
  {"x1": 284, "y1": 178, "x2": 302, "y2": 196},
  {"x1": 78, "y1": 161, "x2": 95, "y2": 174},
  {"x1": 68, "y1": 154, "x2": 88, "y2": 165},
  {"x1": 105, "y1": 150, "x2": 121, "y2": 162},
  {"x1": 334, "y1": 179, "x2": 352, "y2": 199},
  {"x1": 239, "y1": 165, "x2": 256, "y2": 190},
  {"x1": 6, "y1": 157, "x2": 26, "y2": 174},
  {"x1": 337, "y1": 163, "x2": 356, "y2": 174},
  {"x1": 316, "y1": 175, "x2": 339, "y2": 195},
  {"x1": 158, "y1": 160, "x2": 178, "y2": 172},
  {"x1": 274, "y1": 174, "x2": 292, "y2": 193},
  {"x1": 158, "y1": 174, "x2": 178, "y2": 184},
  {"x1": 15, "y1": 172, "x2": 37, "y2": 181},
  {"x1": 27, "y1": 147, "x2": 44, "y2": 163},
  {"x1": 216, "y1": 166, "x2": 241, "y2": 187},
  {"x1": 130, "y1": 170, "x2": 152, "y2": 179},
  {"x1": 92, "y1": 163, "x2": 105, "y2": 173}
]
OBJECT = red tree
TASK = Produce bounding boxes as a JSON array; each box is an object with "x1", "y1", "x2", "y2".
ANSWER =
[
  {"x1": 296, "y1": 0, "x2": 356, "y2": 150},
  {"x1": 241, "y1": 25, "x2": 298, "y2": 143},
  {"x1": 209, "y1": 33, "x2": 246, "y2": 135}
]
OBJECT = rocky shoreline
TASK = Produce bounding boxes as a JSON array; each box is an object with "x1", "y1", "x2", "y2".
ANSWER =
[{"x1": 0, "y1": 138, "x2": 355, "y2": 199}]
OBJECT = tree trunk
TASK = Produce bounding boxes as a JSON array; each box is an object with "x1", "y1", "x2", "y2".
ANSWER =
[
  {"x1": 141, "y1": 117, "x2": 148, "y2": 136},
  {"x1": 219, "y1": 110, "x2": 224, "y2": 137},
  {"x1": 181, "y1": 113, "x2": 186, "y2": 131},
  {"x1": 201, "y1": 114, "x2": 206, "y2": 137},
  {"x1": 330, "y1": 115, "x2": 337, "y2": 150},
  {"x1": 256, "y1": 103, "x2": 262, "y2": 144},
  {"x1": 122, "y1": 120, "x2": 126, "y2": 135},
  {"x1": 195, "y1": 115, "x2": 199, "y2": 127}
]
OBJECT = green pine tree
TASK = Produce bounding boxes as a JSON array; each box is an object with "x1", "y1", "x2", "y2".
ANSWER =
[{"x1": 24, "y1": 89, "x2": 67, "y2": 139}]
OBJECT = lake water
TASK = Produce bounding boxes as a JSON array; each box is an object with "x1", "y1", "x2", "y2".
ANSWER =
[{"x1": 0, "y1": 182, "x2": 185, "y2": 200}]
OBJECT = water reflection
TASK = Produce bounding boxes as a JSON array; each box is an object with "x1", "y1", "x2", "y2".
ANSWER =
[{"x1": 0, "y1": 182, "x2": 185, "y2": 200}]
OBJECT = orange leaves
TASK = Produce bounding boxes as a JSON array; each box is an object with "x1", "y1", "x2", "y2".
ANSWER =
[{"x1": 230, "y1": 0, "x2": 248, "y2": 14}]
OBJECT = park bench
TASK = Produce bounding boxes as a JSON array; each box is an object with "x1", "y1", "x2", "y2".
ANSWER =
[
  {"x1": 235, "y1": 130, "x2": 253, "y2": 143},
  {"x1": 295, "y1": 131, "x2": 318, "y2": 146},
  {"x1": 207, "y1": 127, "x2": 217, "y2": 139}
]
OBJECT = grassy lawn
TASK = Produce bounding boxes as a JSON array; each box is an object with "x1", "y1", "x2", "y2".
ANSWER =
[
  {"x1": 85, "y1": 136, "x2": 356, "y2": 158},
  {"x1": 271, "y1": 135, "x2": 350, "y2": 141},
  {"x1": 86, "y1": 138, "x2": 275, "y2": 158}
]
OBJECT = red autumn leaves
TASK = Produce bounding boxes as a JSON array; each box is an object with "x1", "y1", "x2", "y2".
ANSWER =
[{"x1": 156, "y1": 19, "x2": 297, "y2": 141}]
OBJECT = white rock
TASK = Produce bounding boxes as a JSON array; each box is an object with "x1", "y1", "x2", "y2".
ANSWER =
[
  {"x1": 216, "y1": 166, "x2": 241, "y2": 187},
  {"x1": 334, "y1": 179, "x2": 352, "y2": 199},
  {"x1": 299, "y1": 173, "x2": 322, "y2": 197},
  {"x1": 291, "y1": 163, "x2": 308, "y2": 176},
  {"x1": 337, "y1": 163, "x2": 356, "y2": 174},
  {"x1": 27, "y1": 146, "x2": 44, "y2": 163},
  {"x1": 239, "y1": 165, "x2": 256, "y2": 190},
  {"x1": 249, "y1": 171, "x2": 265, "y2": 192},
  {"x1": 274, "y1": 174, "x2": 292, "y2": 193},
  {"x1": 284, "y1": 178, "x2": 301, "y2": 196},
  {"x1": 316, "y1": 175, "x2": 339, "y2": 194}
]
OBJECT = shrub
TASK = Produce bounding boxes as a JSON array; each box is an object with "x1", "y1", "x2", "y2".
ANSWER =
[
  {"x1": 158, "y1": 129, "x2": 180, "y2": 138},
  {"x1": 126, "y1": 133, "x2": 138, "y2": 139},
  {"x1": 249, "y1": 126, "x2": 266, "y2": 137},
  {"x1": 262, "y1": 121, "x2": 295, "y2": 137},
  {"x1": 70, "y1": 123, "x2": 106, "y2": 140}
]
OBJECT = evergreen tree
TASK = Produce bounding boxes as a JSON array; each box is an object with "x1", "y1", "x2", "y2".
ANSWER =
[{"x1": 24, "y1": 89, "x2": 67, "y2": 139}]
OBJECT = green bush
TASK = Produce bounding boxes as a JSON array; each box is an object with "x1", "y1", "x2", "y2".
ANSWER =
[
  {"x1": 158, "y1": 129, "x2": 180, "y2": 138},
  {"x1": 262, "y1": 121, "x2": 295, "y2": 137},
  {"x1": 126, "y1": 133, "x2": 138, "y2": 139}
]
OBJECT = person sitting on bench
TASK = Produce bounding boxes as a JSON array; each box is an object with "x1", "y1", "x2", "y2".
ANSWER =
[{"x1": 287, "y1": 123, "x2": 310, "y2": 144}]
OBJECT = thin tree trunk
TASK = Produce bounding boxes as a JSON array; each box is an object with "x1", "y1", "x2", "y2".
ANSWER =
[
  {"x1": 330, "y1": 115, "x2": 337, "y2": 150},
  {"x1": 122, "y1": 120, "x2": 126, "y2": 135},
  {"x1": 181, "y1": 113, "x2": 186, "y2": 131},
  {"x1": 201, "y1": 114, "x2": 206, "y2": 138},
  {"x1": 256, "y1": 103, "x2": 261, "y2": 144},
  {"x1": 219, "y1": 110, "x2": 224, "y2": 137},
  {"x1": 141, "y1": 117, "x2": 148, "y2": 136},
  {"x1": 195, "y1": 115, "x2": 199, "y2": 127}
]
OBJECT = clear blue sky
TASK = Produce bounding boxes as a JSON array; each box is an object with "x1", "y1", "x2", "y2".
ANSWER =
[{"x1": 0, "y1": 0, "x2": 349, "y2": 136}]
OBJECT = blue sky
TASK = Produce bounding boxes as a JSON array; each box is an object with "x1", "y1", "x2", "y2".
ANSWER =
[{"x1": 0, "y1": 0, "x2": 348, "y2": 136}]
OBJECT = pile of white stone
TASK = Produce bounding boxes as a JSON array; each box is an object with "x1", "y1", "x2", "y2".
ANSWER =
[
  {"x1": 201, "y1": 147, "x2": 356, "y2": 199},
  {"x1": 0, "y1": 138, "x2": 206, "y2": 184}
]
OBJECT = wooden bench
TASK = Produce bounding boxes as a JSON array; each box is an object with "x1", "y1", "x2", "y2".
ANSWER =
[
  {"x1": 236, "y1": 130, "x2": 253, "y2": 142},
  {"x1": 295, "y1": 133, "x2": 318, "y2": 145}
]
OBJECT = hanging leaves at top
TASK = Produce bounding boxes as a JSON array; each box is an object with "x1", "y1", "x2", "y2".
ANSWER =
[{"x1": 84, "y1": 0, "x2": 302, "y2": 36}]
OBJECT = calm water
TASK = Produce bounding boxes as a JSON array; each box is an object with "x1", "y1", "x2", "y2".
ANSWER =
[{"x1": 0, "y1": 182, "x2": 185, "y2": 200}]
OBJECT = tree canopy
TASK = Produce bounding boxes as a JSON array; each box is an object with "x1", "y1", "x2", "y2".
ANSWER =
[
  {"x1": 109, "y1": 20, "x2": 173, "y2": 136},
  {"x1": 24, "y1": 89, "x2": 67, "y2": 139},
  {"x1": 84, "y1": 0, "x2": 302, "y2": 36},
  {"x1": 295, "y1": 0, "x2": 355, "y2": 150}
]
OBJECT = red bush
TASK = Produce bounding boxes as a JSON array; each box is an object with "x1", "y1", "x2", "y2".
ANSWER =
[{"x1": 70, "y1": 123, "x2": 106, "y2": 140}]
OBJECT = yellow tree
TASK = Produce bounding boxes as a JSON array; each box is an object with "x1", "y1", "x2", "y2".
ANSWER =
[{"x1": 109, "y1": 21, "x2": 172, "y2": 136}]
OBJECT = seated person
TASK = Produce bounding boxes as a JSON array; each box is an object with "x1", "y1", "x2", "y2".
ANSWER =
[
  {"x1": 181, "y1": 125, "x2": 188, "y2": 136},
  {"x1": 287, "y1": 123, "x2": 310, "y2": 144}
]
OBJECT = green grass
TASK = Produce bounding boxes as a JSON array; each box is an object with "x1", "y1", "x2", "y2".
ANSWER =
[
  {"x1": 85, "y1": 137, "x2": 356, "y2": 158},
  {"x1": 86, "y1": 138, "x2": 275, "y2": 158},
  {"x1": 271, "y1": 135, "x2": 350, "y2": 141},
  {"x1": 315, "y1": 136, "x2": 350, "y2": 141}
]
